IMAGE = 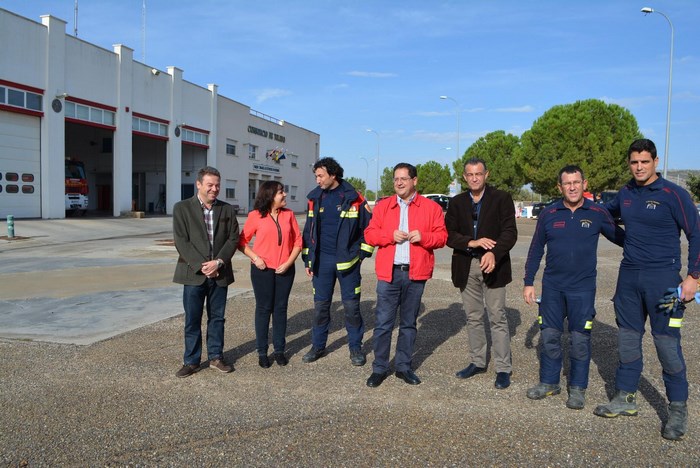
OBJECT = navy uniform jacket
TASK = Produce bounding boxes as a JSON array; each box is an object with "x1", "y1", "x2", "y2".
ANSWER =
[
  {"x1": 606, "y1": 175, "x2": 700, "y2": 277},
  {"x1": 302, "y1": 179, "x2": 374, "y2": 272},
  {"x1": 524, "y1": 199, "x2": 624, "y2": 292}
]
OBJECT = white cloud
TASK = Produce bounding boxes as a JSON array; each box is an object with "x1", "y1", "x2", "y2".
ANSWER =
[
  {"x1": 493, "y1": 105, "x2": 535, "y2": 113},
  {"x1": 256, "y1": 88, "x2": 292, "y2": 103},
  {"x1": 346, "y1": 71, "x2": 398, "y2": 78},
  {"x1": 599, "y1": 95, "x2": 656, "y2": 108}
]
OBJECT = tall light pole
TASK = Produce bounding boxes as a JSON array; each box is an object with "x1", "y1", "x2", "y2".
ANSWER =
[
  {"x1": 366, "y1": 129, "x2": 380, "y2": 200},
  {"x1": 359, "y1": 157, "x2": 371, "y2": 195},
  {"x1": 641, "y1": 6, "x2": 674, "y2": 178},
  {"x1": 440, "y1": 95, "x2": 460, "y2": 160}
]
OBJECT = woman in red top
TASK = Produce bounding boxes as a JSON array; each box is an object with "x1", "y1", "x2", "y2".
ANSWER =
[{"x1": 238, "y1": 181, "x2": 302, "y2": 367}]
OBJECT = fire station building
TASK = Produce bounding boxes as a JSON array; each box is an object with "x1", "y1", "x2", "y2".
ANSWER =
[{"x1": 0, "y1": 8, "x2": 320, "y2": 219}]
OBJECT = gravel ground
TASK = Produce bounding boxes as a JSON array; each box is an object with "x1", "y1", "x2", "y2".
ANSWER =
[{"x1": 1, "y1": 218, "x2": 699, "y2": 466}]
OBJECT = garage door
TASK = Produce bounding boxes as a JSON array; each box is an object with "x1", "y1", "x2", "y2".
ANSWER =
[{"x1": 0, "y1": 111, "x2": 41, "y2": 218}]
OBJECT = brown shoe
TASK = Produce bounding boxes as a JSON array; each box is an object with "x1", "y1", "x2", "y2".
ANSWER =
[
  {"x1": 209, "y1": 358, "x2": 233, "y2": 373},
  {"x1": 176, "y1": 364, "x2": 199, "y2": 378}
]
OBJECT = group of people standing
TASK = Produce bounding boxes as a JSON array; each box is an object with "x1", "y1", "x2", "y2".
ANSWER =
[{"x1": 171, "y1": 137, "x2": 699, "y2": 441}]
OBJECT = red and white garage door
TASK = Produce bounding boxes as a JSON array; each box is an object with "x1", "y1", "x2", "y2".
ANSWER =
[{"x1": 0, "y1": 111, "x2": 41, "y2": 218}]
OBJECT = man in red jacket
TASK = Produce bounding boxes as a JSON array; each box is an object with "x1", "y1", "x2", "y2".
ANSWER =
[{"x1": 364, "y1": 163, "x2": 447, "y2": 387}]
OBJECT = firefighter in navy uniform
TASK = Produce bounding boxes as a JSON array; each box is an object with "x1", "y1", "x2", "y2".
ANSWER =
[
  {"x1": 301, "y1": 157, "x2": 374, "y2": 366},
  {"x1": 594, "y1": 139, "x2": 700, "y2": 441}
]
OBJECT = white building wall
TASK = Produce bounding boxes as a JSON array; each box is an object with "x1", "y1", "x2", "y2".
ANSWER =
[
  {"x1": 0, "y1": 11, "x2": 46, "y2": 89},
  {"x1": 0, "y1": 7, "x2": 320, "y2": 219},
  {"x1": 64, "y1": 39, "x2": 118, "y2": 106}
]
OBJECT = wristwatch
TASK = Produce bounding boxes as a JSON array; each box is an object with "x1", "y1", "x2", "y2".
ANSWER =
[{"x1": 217, "y1": 259, "x2": 224, "y2": 269}]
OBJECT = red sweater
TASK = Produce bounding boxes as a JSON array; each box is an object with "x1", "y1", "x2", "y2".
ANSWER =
[
  {"x1": 364, "y1": 194, "x2": 447, "y2": 282},
  {"x1": 238, "y1": 209, "x2": 302, "y2": 269}
]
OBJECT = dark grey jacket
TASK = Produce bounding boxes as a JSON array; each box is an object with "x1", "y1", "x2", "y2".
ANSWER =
[{"x1": 172, "y1": 196, "x2": 239, "y2": 286}]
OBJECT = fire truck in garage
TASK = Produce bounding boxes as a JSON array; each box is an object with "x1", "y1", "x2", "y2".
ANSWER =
[{"x1": 65, "y1": 158, "x2": 88, "y2": 215}]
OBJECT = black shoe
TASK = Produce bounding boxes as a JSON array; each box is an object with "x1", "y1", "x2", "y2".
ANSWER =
[
  {"x1": 258, "y1": 355, "x2": 271, "y2": 368},
  {"x1": 395, "y1": 369, "x2": 421, "y2": 385},
  {"x1": 302, "y1": 347, "x2": 325, "y2": 363},
  {"x1": 366, "y1": 371, "x2": 389, "y2": 388},
  {"x1": 455, "y1": 364, "x2": 487, "y2": 379},
  {"x1": 273, "y1": 352, "x2": 288, "y2": 366},
  {"x1": 350, "y1": 348, "x2": 367, "y2": 366},
  {"x1": 175, "y1": 363, "x2": 199, "y2": 378},
  {"x1": 495, "y1": 372, "x2": 512, "y2": 389}
]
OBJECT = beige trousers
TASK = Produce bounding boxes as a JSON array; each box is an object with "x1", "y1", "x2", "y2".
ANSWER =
[{"x1": 459, "y1": 257, "x2": 512, "y2": 373}]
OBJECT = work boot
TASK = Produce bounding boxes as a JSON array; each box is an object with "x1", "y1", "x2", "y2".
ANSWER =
[
  {"x1": 350, "y1": 348, "x2": 366, "y2": 366},
  {"x1": 662, "y1": 401, "x2": 688, "y2": 441},
  {"x1": 302, "y1": 347, "x2": 325, "y2": 363},
  {"x1": 566, "y1": 386, "x2": 586, "y2": 410},
  {"x1": 593, "y1": 390, "x2": 638, "y2": 418},
  {"x1": 526, "y1": 382, "x2": 561, "y2": 400}
]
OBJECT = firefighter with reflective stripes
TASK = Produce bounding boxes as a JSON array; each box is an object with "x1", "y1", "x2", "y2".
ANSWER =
[
  {"x1": 301, "y1": 157, "x2": 374, "y2": 366},
  {"x1": 594, "y1": 139, "x2": 700, "y2": 441},
  {"x1": 523, "y1": 165, "x2": 624, "y2": 409}
]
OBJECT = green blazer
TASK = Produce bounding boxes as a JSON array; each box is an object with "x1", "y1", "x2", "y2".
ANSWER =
[{"x1": 172, "y1": 195, "x2": 240, "y2": 286}]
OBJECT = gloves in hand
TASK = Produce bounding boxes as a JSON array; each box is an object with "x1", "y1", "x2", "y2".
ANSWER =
[{"x1": 657, "y1": 286, "x2": 700, "y2": 316}]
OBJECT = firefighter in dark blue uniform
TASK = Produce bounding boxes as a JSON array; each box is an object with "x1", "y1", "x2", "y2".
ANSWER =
[
  {"x1": 594, "y1": 139, "x2": 700, "y2": 441},
  {"x1": 523, "y1": 165, "x2": 624, "y2": 410},
  {"x1": 301, "y1": 157, "x2": 374, "y2": 366}
]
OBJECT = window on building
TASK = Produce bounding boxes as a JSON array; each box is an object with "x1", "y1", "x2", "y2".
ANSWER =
[
  {"x1": 21, "y1": 174, "x2": 34, "y2": 182},
  {"x1": 226, "y1": 139, "x2": 237, "y2": 156},
  {"x1": 66, "y1": 101, "x2": 115, "y2": 127},
  {"x1": 6, "y1": 185, "x2": 19, "y2": 193},
  {"x1": 291, "y1": 154, "x2": 299, "y2": 168},
  {"x1": 249, "y1": 145, "x2": 257, "y2": 160},
  {"x1": 291, "y1": 185, "x2": 298, "y2": 201},
  {"x1": 182, "y1": 128, "x2": 209, "y2": 146},
  {"x1": 22, "y1": 185, "x2": 34, "y2": 194},
  {"x1": 132, "y1": 116, "x2": 167, "y2": 137},
  {"x1": 225, "y1": 179, "x2": 236, "y2": 199},
  {"x1": 25, "y1": 92, "x2": 42, "y2": 111},
  {"x1": 6, "y1": 173, "x2": 19, "y2": 182},
  {"x1": 1, "y1": 85, "x2": 42, "y2": 111}
]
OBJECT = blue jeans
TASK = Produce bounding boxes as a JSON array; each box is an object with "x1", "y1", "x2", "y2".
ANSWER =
[
  {"x1": 311, "y1": 253, "x2": 364, "y2": 350},
  {"x1": 372, "y1": 267, "x2": 426, "y2": 373},
  {"x1": 250, "y1": 264, "x2": 295, "y2": 355},
  {"x1": 182, "y1": 278, "x2": 228, "y2": 365}
]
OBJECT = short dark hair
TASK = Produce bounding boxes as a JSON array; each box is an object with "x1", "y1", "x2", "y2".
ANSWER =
[
  {"x1": 558, "y1": 165, "x2": 585, "y2": 184},
  {"x1": 197, "y1": 166, "x2": 221, "y2": 182},
  {"x1": 313, "y1": 157, "x2": 344, "y2": 180},
  {"x1": 253, "y1": 181, "x2": 284, "y2": 217},
  {"x1": 628, "y1": 138, "x2": 657, "y2": 160},
  {"x1": 464, "y1": 158, "x2": 488, "y2": 172},
  {"x1": 394, "y1": 162, "x2": 417, "y2": 179}
]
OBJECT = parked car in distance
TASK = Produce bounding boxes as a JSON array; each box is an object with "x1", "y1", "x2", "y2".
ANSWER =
[
  {"x1": 530, "y1": 202, "x2": 548, "y2": 219},
  {"x1": 423, "y1": 193, "x2": 450, "y2": 211},
  {"x1": 531, "y1": 198, "x2": 561, "y2": 219}
]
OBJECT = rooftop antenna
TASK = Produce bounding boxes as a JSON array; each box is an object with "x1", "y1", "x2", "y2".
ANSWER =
[
  {"x1": 141, "y1": 0, "x2": 146, "y2": 62},
  {"x1": 74, "y1": 0, "x2": 78, "y2": 37}
]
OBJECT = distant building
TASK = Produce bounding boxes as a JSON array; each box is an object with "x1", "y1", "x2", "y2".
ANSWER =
[{"x1": 0, "y1": 8, "x2": 319, "y2": 218}]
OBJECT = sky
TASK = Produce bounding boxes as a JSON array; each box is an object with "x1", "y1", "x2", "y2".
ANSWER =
[{"x1": 2, "y1": 0, "x2": 699, "y2": 192}]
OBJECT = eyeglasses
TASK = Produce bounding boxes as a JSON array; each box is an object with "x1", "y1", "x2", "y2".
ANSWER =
[{"x1": 393, "y1": 177, "x2": 414, "y2": 183}]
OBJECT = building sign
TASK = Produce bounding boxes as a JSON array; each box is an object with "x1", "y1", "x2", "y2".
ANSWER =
[
  {"x1": 253, "y1": 163, "x2": 280, "y2": 174},
  {"x1": 248, "y1": 125, "x2": 286, "y2": 143}
]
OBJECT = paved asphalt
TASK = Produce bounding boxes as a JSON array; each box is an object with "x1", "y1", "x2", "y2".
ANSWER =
[{"x1": 0, "y1": 215, "x2": 698, "y2": 465}]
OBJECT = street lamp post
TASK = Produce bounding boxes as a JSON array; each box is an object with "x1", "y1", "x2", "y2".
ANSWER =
[
  {"x1": 366, "y1": 129, "x2": 380, "y2": 200},
  {"x1": 641, "y1": 6, "x2": 674, "y2": 179},
  {"x1": 359, "y1": 157, "x2": 371, "y2": 196},
  {"x1": 440, "y1": 95, "x2": 460, "y2": 160}
]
